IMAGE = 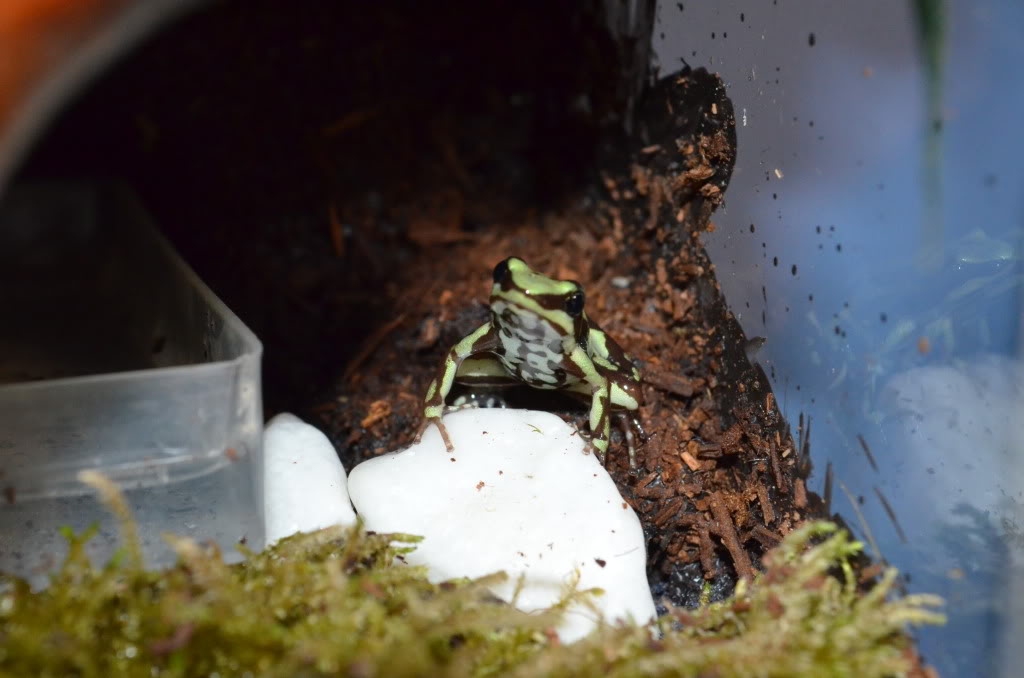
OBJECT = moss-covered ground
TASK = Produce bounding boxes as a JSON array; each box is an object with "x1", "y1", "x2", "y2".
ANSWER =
[{"x1": 0, "y1": 475, "x2": 943, "y2": 677}]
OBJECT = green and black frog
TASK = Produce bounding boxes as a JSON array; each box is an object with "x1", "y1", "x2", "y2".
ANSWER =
[{"x1": 421, "y1": 256, "x2": 642, "y2": 464}]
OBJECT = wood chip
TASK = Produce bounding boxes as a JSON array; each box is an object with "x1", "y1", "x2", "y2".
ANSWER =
[
  {"x1": 769, "y1": 438, "x2": 788, "y2": 494},
  {"x1": 794, "y1": 478, "x2": 807, "y2": 509},
  {"x1": 681, "y1": 449, "x2": 701, "y2": 472},
  {"x1": 698, "y1": 523, "x2": 715, "y2": 578},
  {"x1": 756, "y1": 482, "x2": 775, "y2": 524},
  {"x1": 710, "y1": 492, "x2": 755, "y2": 581},
  {"x1": 642, "y1": 367, "x2": 697, "y2": 398},
  {"x1": 360, "y1": 399, "x2": 391, "y2": 428}
]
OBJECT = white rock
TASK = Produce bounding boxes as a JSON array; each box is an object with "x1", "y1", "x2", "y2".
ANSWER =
[
  {"x1": 263, "y1": 413, "x2": 356, "y2": 543},
  {"x1": 348, "y1": 408, "x2": 656, "y2": 643}
]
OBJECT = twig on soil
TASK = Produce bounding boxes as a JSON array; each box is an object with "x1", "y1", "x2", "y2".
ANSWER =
[
  {"x1": 769, "y1": 438, "x2": 788, "y2": 495},
  {"x1": 697, "y1": 522, "x2": 716, "y2": 577},
  {"x1": 756, "y1": 481, "x2": 775, "y2": 525},
  {"x1": 641, "y1": 366, "x2": 697, "y2": 398},
  {"x1": 710, "y1": 491, "x2": 755, "y2": 581},
  {"x1": 748, "y1": 524, "x2": 783, "y2": 548}
]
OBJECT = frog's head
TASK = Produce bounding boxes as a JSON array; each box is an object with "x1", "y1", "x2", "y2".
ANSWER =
[{"x1": 489, "y1": 257, "x2": 587, "y2": 343}]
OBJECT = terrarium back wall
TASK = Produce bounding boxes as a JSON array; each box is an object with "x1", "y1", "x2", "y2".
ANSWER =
[{"x1": 652, "y1": 2, "x2": 1024, "y2": 676}]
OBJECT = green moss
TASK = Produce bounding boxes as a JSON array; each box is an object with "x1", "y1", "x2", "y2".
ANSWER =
[{"x1": 0, "y1": 485, "x2": 943, "y2": 677}]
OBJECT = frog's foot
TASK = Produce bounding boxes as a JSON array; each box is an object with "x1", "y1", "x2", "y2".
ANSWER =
[
  {"x1": 592, "y1": 437, "x2": 610, "y2": 469},
  {"x1": 415, "y1": 416, "x2": 455, "y2": 452},
  {"x1": 617, "y1": 415, "x2": 638, "y2": 470},
  {"x1": 573, "y1": 414, "x2": 611, "y2": 466},
  {"x1": 624, "y1": 426, "x2": 637, "y2": 470},
  {"x1": 435, "y1": 418, "x2": 454, "y2": 452},
  {"x1": 578, "y1": 436, "x2": 607, "y2": 465},
  {"x1": 614, "y1": 412, "x2": 646, "y2": 470}
]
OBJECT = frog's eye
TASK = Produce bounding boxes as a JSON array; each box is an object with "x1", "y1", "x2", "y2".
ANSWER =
[
  {"x1": 564, "y1": 289, "x2": 585, "y2": 317},
  {"x1": 492, "y1": 258, "x2": 512, "y2": 283}
]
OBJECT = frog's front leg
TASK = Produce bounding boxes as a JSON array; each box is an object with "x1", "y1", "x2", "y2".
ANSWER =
[
  {"x1": 421, "y1": 322, "x2": 498, "y2": 452},
  {"x1": 588, "y1": 379, "x2": 612, "y2": 462},
  {"x1": 564, "y1": 343, "x2": 612, "y2": 461}
]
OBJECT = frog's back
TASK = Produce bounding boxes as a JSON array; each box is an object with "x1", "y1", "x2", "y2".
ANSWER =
[{"x1": 490, "y1": 299, "x2": 578, "y2": 390}]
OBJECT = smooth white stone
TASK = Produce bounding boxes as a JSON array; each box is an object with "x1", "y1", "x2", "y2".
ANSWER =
[
  {"x1": 348, "y1": 408, "x2": 655, "y2": 642},
  {"x1": 263, "y1": 413, "x2": 356, "y2": 543}
]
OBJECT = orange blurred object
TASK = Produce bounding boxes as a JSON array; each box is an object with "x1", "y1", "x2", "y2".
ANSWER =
[
  {"x1": 0, "y1": 0, "x2": 192, "y2": 190},
  {"x1": 0, "y1": 0, "x2": 122, "y2": 133}
]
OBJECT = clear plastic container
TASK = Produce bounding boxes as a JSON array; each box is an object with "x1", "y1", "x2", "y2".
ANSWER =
[
  {"x1": 0, "y1": 183, "x2": 263, "y2": 587},
  {"x1": 654, "y1": 2, "x2": 1023, "y2": 676}
]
